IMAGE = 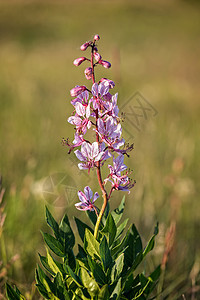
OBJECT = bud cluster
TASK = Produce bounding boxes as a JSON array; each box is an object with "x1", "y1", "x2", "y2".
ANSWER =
[{"x1": 64, "y1": 35, "x2": 135, "y2": 213}]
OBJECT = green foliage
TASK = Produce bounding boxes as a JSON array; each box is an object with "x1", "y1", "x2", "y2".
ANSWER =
[{"x1": 6, "y1": 199, "x2": 160, "y2": 300}]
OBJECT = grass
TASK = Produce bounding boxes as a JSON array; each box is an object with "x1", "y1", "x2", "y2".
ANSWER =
[{"x1": 0, "y1": 0, "x2": 200, "y2": 298}]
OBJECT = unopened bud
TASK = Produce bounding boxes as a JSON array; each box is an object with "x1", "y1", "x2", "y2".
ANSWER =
[
  {"x1": 94, "y1": 34, "x2": 100, "y2": 41},
  {"x1": 70, "y1": 86, "x2": 87, "y2": 97},
  {"x1": 73, "y1": 57, "x2": 86, "y2": 66},
  {"x1": 94, "y1": 52, "x2": 101, "y2": 62},
  {"x1": 93, "y1": 46, "x2": 98, "y2": 52},
  {"x1": 80, "y1": 42, "x2": 91, "y2": 51},
  {"x1": 84, "y1": 67, "x2": 93, "y2": 80},
  {"x1": 99, "y1": 60, "x2": 111, "y2": 69},
  {"x1": 100, "y1": 78, "x2": 115, "y2": 89}
]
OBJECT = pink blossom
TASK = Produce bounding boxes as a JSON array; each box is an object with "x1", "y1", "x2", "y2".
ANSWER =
[
  {"x1": 80, "y1": 42, "x2": 91, "y2": 51},
  {"x1": 70, "y1": 86, "x2": 87, "y2": 97},
  {"x1": 94, "y1": 34, "x2": 100, "y2": 41},
  {"x1": 75, "y1": 186, "x2": 99, "y2": 211},
  {"x1": 73, "y1": 57, "x2": 86, "y2": 66},
  {"x1": 71, "y1": 90, "x2": 89, "y2": 106},
  {"x1": 99, "y1": 60, "x2": 111, "y2": 69},
  {"x1": 68, "y1": 103, "x2": 91, "y2": 135},
  {"x1": 84, "y1": 67, "x2": 93, "y2": 80},
  {"x1": 94, "y1": 52, "x2": 101, "y2": 62},
  {"x1": 74, "y1": 142, "x2": 110, "y2": 171}
]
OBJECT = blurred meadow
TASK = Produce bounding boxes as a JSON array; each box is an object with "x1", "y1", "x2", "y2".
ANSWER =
[{"x1": 0, "y1": 0, "x2": 200, "y2": 298}]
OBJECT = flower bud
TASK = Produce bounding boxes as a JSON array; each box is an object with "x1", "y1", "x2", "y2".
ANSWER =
[
  {"x1": 73, "y1": 57, "x2": 86, "y2": 66},
  {"x1": 84, "y1": 67, "x2": 93, "y2": 80},
  {"x1": 100, "y1": 78, "x2": 115, "y2": 89},
  {"x1": 94, "y1": 34, "x2": 100, "y2": 41},
  {"x1": 94, "y1": 52, "x2": 101, "y2": 62},
  {"x1": 80, "y1": 42, "x2": 91, "y2": 51},
  {"x1": 99, "y1": 60, "x2": 111, "y2": 69},
  {"x1": 70, "y1": 86, "x2": 86, "y2": 97}
]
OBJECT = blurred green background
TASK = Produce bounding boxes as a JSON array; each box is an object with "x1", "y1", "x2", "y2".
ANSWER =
[{"x1": 0, "y1": 0, "x2": 200, "y2": 299}]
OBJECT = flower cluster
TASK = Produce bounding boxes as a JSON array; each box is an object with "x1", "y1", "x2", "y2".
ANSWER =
[{"x1": 63, "y1": 34, "x2": 135, "y2": 212}]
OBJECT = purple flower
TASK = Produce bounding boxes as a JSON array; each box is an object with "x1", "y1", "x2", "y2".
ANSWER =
[
  {"x1": 70, "y1": 85, "x2": 87, "y2": 97},
  {"x1": 68, "y1": 103, "x2": 91, "y2": 135},
  {"x1": 74, "y1": 141, "x2": 110, "y2": 171},
  {"x1": 71, "y1": 90, "x2": 89, "y2": 106},
  {"x1": 75, "y1": 186, "x2": 99, "y2": 211},
  {"x1": 73, "y1": 57, "x2": 86, "y2": 66},
  {"x1": 97, "y1": 116, "x2": 124, "y2": 150},
  {"x1": 99, "y1": 60, "x2": 111, "y2": 69},
  {"x1": 91, "y1": 82, "x2": 112, "y2": 111},
  {"x1": 108, "y1": 155, "x2": 127, "y2": 178}
]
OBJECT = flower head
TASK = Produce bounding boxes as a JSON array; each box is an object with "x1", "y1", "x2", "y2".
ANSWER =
[{"x1": 75, "y1": 186, "x2": 99, "y2": 211}]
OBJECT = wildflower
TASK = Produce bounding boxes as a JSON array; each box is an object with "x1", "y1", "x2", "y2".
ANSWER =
[
  {"x1": 99, "y1": 60, "x2": 111, "y2": 69},
  {"x1": 68, "y1": 103, "x2": 91, "y2": 135},
  {"x1": 80, "y1": 42, "x2": 91, "y2": 51},
  {"x1": 94, "y1": 34, "x2": 100, "y2": 41},
  {"x1": 74, "y1": 142, "x2": 109, "y2": 171},
  {"x1": 84, "y1": 67, "x2": 93, "y2": 80},
  {"x1": 73, "y1": 57, "x2": 86, "y2": 66},
  {"x1": 75, "y1": 186, "x2": 99, "y2": 211},
  {"x1": 70, "y1": 86, "x2": 87, "y2": 97}
]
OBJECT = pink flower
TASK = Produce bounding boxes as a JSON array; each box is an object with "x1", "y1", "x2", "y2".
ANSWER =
[
  {"x1": 84, "y1": 67, "x2": 93, "y2": 80},
  {"x1": 73, "y1": 57, "x2": 86, "y2": 66},
  {"x1": 94, "y1": 34, "x2": 100, "y2": 41},
  {"x1": 75, "y1": 186, "x2": 99, "y2": 211},
  {"x1": 70, "y1": 86, "x2": 87, "y2": 97},
  {"x1": 80, "y1": 42, "x2": 91, "y2": 51},
  {"x1": 71, "y1": 90, "x2": 89, "y2": 106},
  {"x1": 91, "y1": 82, "x2": 111, "y2": 111},
  {"x1": 74, "y1": 142, "x2": 110, "y2": 171},
  {"x1": 99, "y1": 60, "x2": 111, "y2": 69},
  {"x1": 99, "y1": 78, "x2": 115, "y2": 89},
  {"x1": 94, "y1": 52, "x2": 101, "y2": 62},
  {"x1": 68, "y1": 103, "x2": 91, "y2": 135}
]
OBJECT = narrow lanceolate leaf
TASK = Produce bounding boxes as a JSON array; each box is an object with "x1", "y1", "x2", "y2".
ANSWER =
[
  {"x1": 98, "y1": 284, "x2": 109, "y2": 299},
  {"x1": 111, "y1": 253, "x2": 124, "y2": 283},
  {"x1": 110, "y1": 278, "x2": 121, "y2": 300},
  {"x1": 59, "y1": 214, "x2": 75, "y2": 253},
  {"x1": 74, "y1": 217, "x2": 93, "y2": 242},
  {"x1": 99, "y1": 236, "x2": 113, "y2": 272},
  {"x1": 115, "y1": 218, "x2": 129, "y2": 239},
  {"x1": 111, "y1": 196, "x2": 125, "y2": 225},
  {"x1": 88, "y1": 256, "x2": 107, "y2": 285},
  {"x1": 38, "y1": 254, "x2": 55, "y2": 276},
  {"x1": 45, "y1": 206, "x2": 60, "y2": 240},
  {"x1": 101, "y1": 213, "x2": 117, "y2": 246},
  {"x1": 35, "y1": 268, "x2": 52, "y2": 299},
  {"x1": 66, "y1": 265, "x2": 82, "y2": 287},
  {"x1": 143, "y1": 223, "x2": 159, "y2": 257},
  {"x1": 42, "y1": 232, "x2": 65, "y2": 257},
  {"x1": 84, "y1": 229, "x2": 100, "y2": 259},
  {"x1": 46, "y1": 247, "x2": 63, "y2": 277},
  {"x1": 5, "y1": 283, "x2": 26, "y2": 300}
]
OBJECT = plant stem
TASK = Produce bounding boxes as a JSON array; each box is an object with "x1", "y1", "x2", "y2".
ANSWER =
[{"x1": 90, "y1": 41, "x2": 108, "y2": 239}]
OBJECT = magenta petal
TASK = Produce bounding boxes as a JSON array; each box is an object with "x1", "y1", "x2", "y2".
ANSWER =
[
  {"x1": 93, "y1": 192, "x2": 99, "y2": 203},
  {"x1": 92, "y1": 83, "x2": 98, "y2": 97}
]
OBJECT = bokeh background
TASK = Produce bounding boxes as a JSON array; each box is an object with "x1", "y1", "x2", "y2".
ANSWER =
[{"x1": 0, "y1": 0, "x2": 200, "y2": 299}]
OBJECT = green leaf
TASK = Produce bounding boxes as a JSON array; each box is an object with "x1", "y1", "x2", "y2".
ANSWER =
[
  {"x1": 39, "y1": 254, "x2": 56, "y2": 276},
  {"x1": 35, "y1": 268, "x2": 52, "y2": 299},
  {"x1": 5, "y1": 283, "x2": 26, "y2": 300},
  {"x1": 87, "y1": 256, "x2": 107, "y2": 285},
  {"x1": 86, "y1": 210, "x2": 97, "y2": 226},
  {"x1": 36, "y1": 265, "x2": 56, "y2": 296},
  {"x1": 59, "y1": 214, "x2": 75, "y2": 253},
  {"x1": 143, "y1": 223, "x2": 159, "y2": 258},
  {"x1": 99, "y1": 236, "x2": 113, "y2": 272},
  {"x1": 74, "y1": 217, "x2": 93, "y2": 242},
  {"x1": 84, "y1": 229, "x2": 100, "y2": 259},
  {"x1": 115, "y1": 218, "x2": 129, "y2": 239},
  {"x1": 46, "y1": 207, "x2": 60, "y2": 240},
  {"x1": 98, "y1": 284, "x2": 109, "y2": 299},
  {"x1": 80, "y1": 267, "x2": 99, "y2": 297},
  {"x1": 101, "y1": 213, "x2": 117, "y2": 246},
  {"x1": 111, "y1": 253, "x2": 124, "y2": 283},
  {"x1": 110, "y1": 278, "x2": 121, "y2": 300},
  {"x1": 66, "y1": 265, "x2": 82, "y2": 287},
  {"x1": 46, "y1": 248, "x2": 63, "y2": 277},
  {"x1": 42, "y1": 232, "x2": 65, "y2": 257},
  {"x1": 111, "y1": 196, "x2": 125, "y2": 225}
]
